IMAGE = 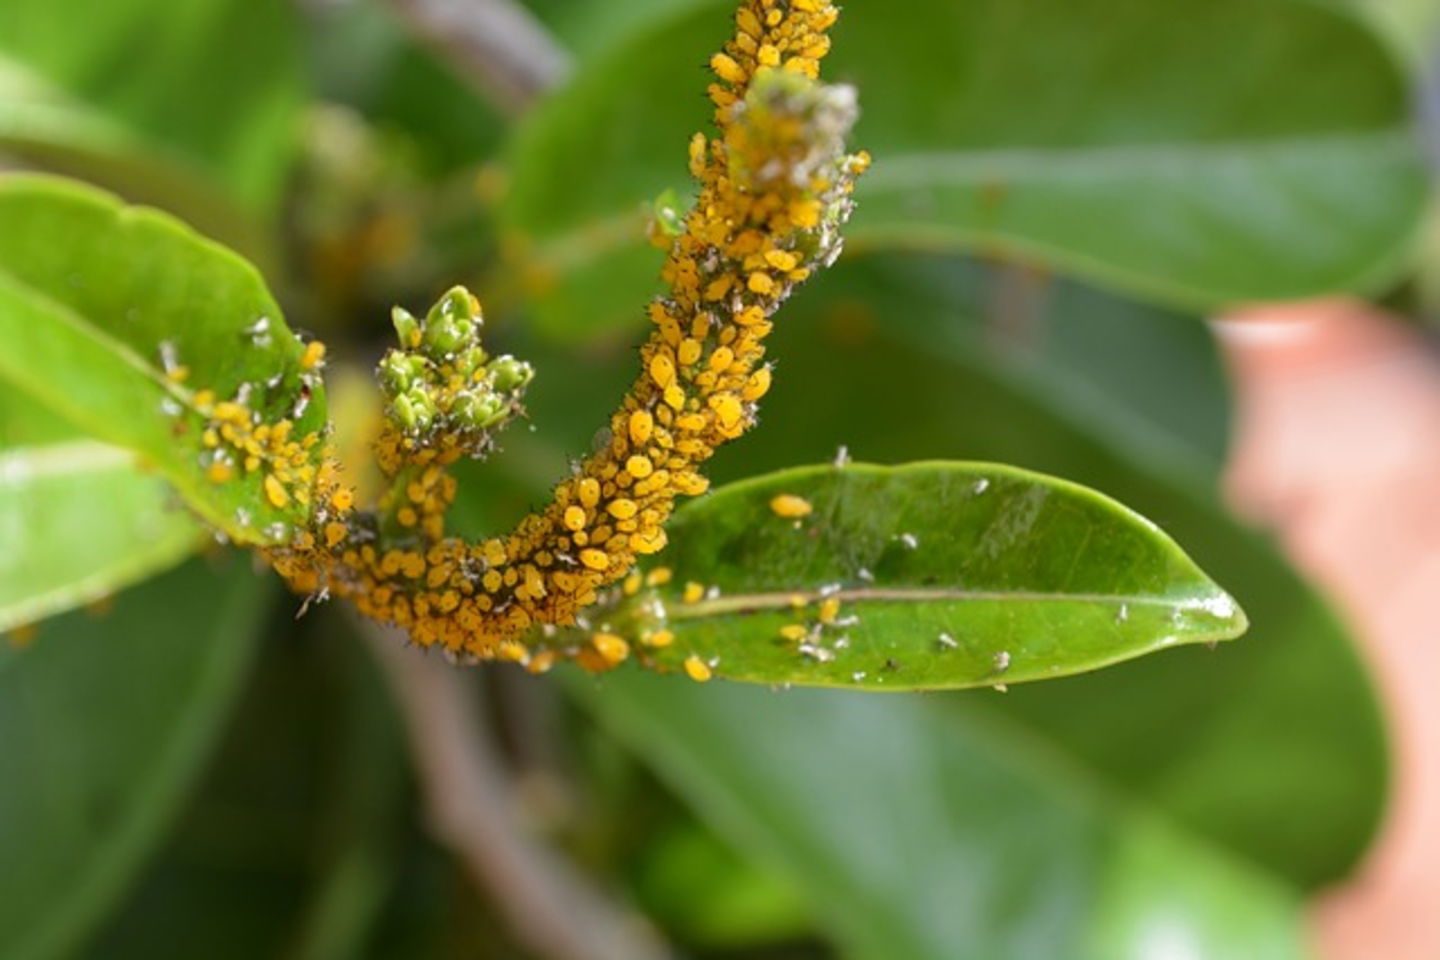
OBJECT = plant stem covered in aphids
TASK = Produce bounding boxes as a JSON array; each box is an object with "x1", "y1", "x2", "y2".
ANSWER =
[{"x1": 267, "y1": 0, "x2": 867, "y2": 668}]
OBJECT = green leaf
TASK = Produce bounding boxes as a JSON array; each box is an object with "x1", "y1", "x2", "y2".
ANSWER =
[
  {"x1": 607, "y1": 462, "x2": 1246, "y2": 690},
  {"x1": 575, "y1": 674, "x2": 1306, "y2": 960},
  {"x1": 0, "y1": 55, "x2": 273, "y2": 261},
  {"x1": 0, "y1": 0, "x2": 303, "y2": 214},
  {"x1": 478, "y1": 252, "x2": 1382, "y2": 954},
  {"x1": 0, "y1": 560, "x2": 267, "y2": 960},
  {"x1": 502, "y1": 0, "x2": 1424, "y2": 338},
  {"x1": 0, "y1": 424, "x2": 201, "y2": 632},
  {"x1": 739, "y1": 254, "x2": 1385, "y2": 889},
  {"x1": 0, "y1": 174, "x2": 328, "y2": 544},
  {"x1": 85, "y1": 608, "x2": 408, "y2": 960}
]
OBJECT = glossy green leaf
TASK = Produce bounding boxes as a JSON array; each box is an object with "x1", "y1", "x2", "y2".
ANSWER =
[
  {"x1": 0, "y1": 560, "x2": 267, "y2": 960},
  {"x1": 606, "y1": 462, "x2": 1245, "y2": 690},
  {"x1": 86, "y1": 608, "x2": 407, "y2": 960},
  {"x1": 0, "y1": 384, "x2": 201, "y2": 631},
  {"x1": 0, "y1": 55, "x2": 272, "y2": 261},
  {"x1": 0, "y1": 174, "x2": 328, "y2": 544},
  {"x1": 502, "y1": 0, "x2": 1424, "y2": 338},
  {"x1": 0, "y1": 0, "x2": 302, "y2": 214},
  {"x1": 475, "y1": 253, "x2": 1382, "y2": 960},
  {"x1": 576, "y1": 673, "x2": 1306, "y2": 960},
  {"x1": 0, "y1": 441, "x2": 200, "y2": 633}
]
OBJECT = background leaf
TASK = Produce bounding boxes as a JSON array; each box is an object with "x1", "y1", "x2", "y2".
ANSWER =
[
  {"x1": 502, "y1": 0, "x2": 1424, "y2": 338},
  {"x1": 575, "y1": 673, "x2": 1307, "y2": 960},
  {"x1": 445, "y1": 250, "x2": 1385, "y2": 960},
  {"x1": 604, "y1": 461, "x2": 1246, "y2": 690},
  {"x1": 85, "y1": 607, "x2": 409, "y2": 960},
  {"x1": 0, "y1": 383, "x2": 200, "y2": 631},
  {"x1": 0, "y1": 559, "x2": 267, "y2": 960},
  {"x1": 0, "y1": 174, "x2": 328, "y2": 544},
  {"x1": 0, "y1": 0, "x2": 302, "y2": 215}
]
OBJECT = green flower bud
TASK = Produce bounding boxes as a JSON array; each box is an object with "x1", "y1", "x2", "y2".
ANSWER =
[
  {"x1": 454, "y1": 345, "x2": 490, "y2": 378},
  {"x1": 405, "y1": 387, "x2": 436, "y2": 430},
  {"x1": 391, "y1": 393, "x2": 420, "y2": 431},
  {"x1": 451, "y1": 392, "x2": 504, "y2": 430},
  {"x1": 424, "y1": 315, "x2": 466, "y2": 356},
  {"x1": 378, "y1": 352, "x2": 412, "y2": 394},
  {"x1": 489, "y1": 355, "x2": 534, "y2": 393},
  {"x1": 391, "y1": 306, "x2": 420, "y2": 348},
  {"x1": 428, "y1": 286, "x2": 481, "y2": 326},
  {"x1": 650, "y1": 188, "x2": 684, "y2": 238}
]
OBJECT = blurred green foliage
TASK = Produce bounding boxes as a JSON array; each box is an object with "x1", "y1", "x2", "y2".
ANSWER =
[{"x1": 0, "y1": 0, "x2": 1425, "y2": 956}]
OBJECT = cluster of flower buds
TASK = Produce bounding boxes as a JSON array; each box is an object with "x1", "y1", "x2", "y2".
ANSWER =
[{"x1": 378, "y1": 286, "x2": 533, "y2": 451}]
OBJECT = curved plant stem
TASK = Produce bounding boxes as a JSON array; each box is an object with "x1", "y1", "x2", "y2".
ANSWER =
[{"x1": 358, "y1": 618, "x2": 670, "y2": 960}]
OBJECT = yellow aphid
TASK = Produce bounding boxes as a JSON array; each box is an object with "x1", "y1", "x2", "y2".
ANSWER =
[
  {"x1": 710, "y1": 52, "x2": 746, "y2": 85},
  {"x1": 649, "y1": 352, "x2": 676, "y2": 388},
  {"x1": 678, "y1": 338, "x2": 703, "y2": 366},
  {"x1": 747, "y1": 272, "x2": 776, "y2": 295},
  {"x1": 646, "y1": 567, "x2": 674, "y2": 587},
  {"x1": 629, "y1": 409, "x2": 654, "y2": 444},
  {"x1": 779, "y1": 624, "x2": 808, "y2": 642},
  {"x1": 592, "y1": 632, "x2": 631, "y2": 665},
  {"x1": 207, "y1": 460, "x2": 233, "y2": 484},
  {"x1": 684, "y1": 655, "x2": 713, "y2": 683},
  {"x1": 264, "y1": 473, "x2": 289, "y2": 508},
  {"x1": 818, "y1": 597, "x2": 841, "y2": 624},
  {"x1": 608, "y1": 498, "x2": 638, "y2": 520},
  {"x1": 331, "y1": 487, "x2": 354, "y2": 512},
  {"x1": 167, "y1": 365, "x2": 189, "y2": 383},
  {"x1": 300, "y1": 340, "x2": 327, "y2": 371},
  {"x1": 743, "y1": 367, "x2": 772, "y2": 401},
  {"x1": 577, "y1": 478, "x2": 601, "y2": 508},
  {"x1": 623, "y1": 572, "x2": 643, "y2": 596},
  {"x1": 764, "y1": 248, "x2": 798, "y2": 272},
  {"x1": 397, "y1": 506, "x2": 418, "y2": 528},
  {"x1": 770, "y1": 493, "x2": 813, "y2": 518},
  {"x1": 710, "y1": 393, "x2": 743, "y2": 430},
  {"x1": 708, "y1": 346, "x2": 734, "y2": 372},
  {"x1": 704, "y1": 275, "x2": 733, "y2": 301},
  {"x1": 325, "y1": 521, "x2": 348, "y2": 548},
  {"x1": 563, "y1": 505, "x2": 587, "y2": 532},
  {"x1": 632, "y1": 527, "x2": 667, "y2": 554},
  {"x1": 193, "y1": 389, "x2": 215, "y2": 410},
  {"x1": 580, "y1": 548, "x2": 610, "y2": 571},
  {"x1": 626, "y1": 455, "x2": 654, "y2": 479},
  {"x1": 527, "y1": 650, "x2": 557, "y2": 674},
  {"x1": 497, "y1": 640, "x2": 529, "y2": 662},
  {"x1": 213, "y1": 401, "x2": 247, "y2": 423},
  {"x1": 644, "y1": 629, "x2": 675, "y2": 648},
  {"x1": 683, "y1": 581, "x2": 705, "y2": 604}
]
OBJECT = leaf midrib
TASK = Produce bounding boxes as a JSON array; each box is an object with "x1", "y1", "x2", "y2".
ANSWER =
[
  {"x1": 0, "y1": 439, "x2": 136, "y2": 484},
  {"x1": 856, "y1": 128, "x2": 1410, "y2": 188},
  {"x1": 668, "y1": 585, "x2": 1226, "y2": 620}
]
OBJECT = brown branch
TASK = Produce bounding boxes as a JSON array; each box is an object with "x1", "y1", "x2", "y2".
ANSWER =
[
  {"x1": 359, "y1": 620, "x2": 670, "y2": 960},
  {"x1": 386, "y1": 0, "x2": 571, "y2": 113}
]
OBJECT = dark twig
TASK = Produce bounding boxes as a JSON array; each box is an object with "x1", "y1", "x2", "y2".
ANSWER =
[
  {"x1": 359, "y1": 620, "x2": 669, "y2": 960},
  {"x1": 387, "y1": 0, "x2": 571, "y2": 113}
]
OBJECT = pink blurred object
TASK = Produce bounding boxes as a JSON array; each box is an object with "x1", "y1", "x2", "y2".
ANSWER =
[{"x1": 1216, "y1": 300, "x2": 1440, "y2": 959}]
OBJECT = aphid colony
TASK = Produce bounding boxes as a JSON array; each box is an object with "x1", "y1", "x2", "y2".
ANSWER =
[
  {"x1": 177, "y1": 331, "x2": 340, "y2": 545},
  {"x1": 251, "y1": 0, "x2": 866, "y2": 674}
]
